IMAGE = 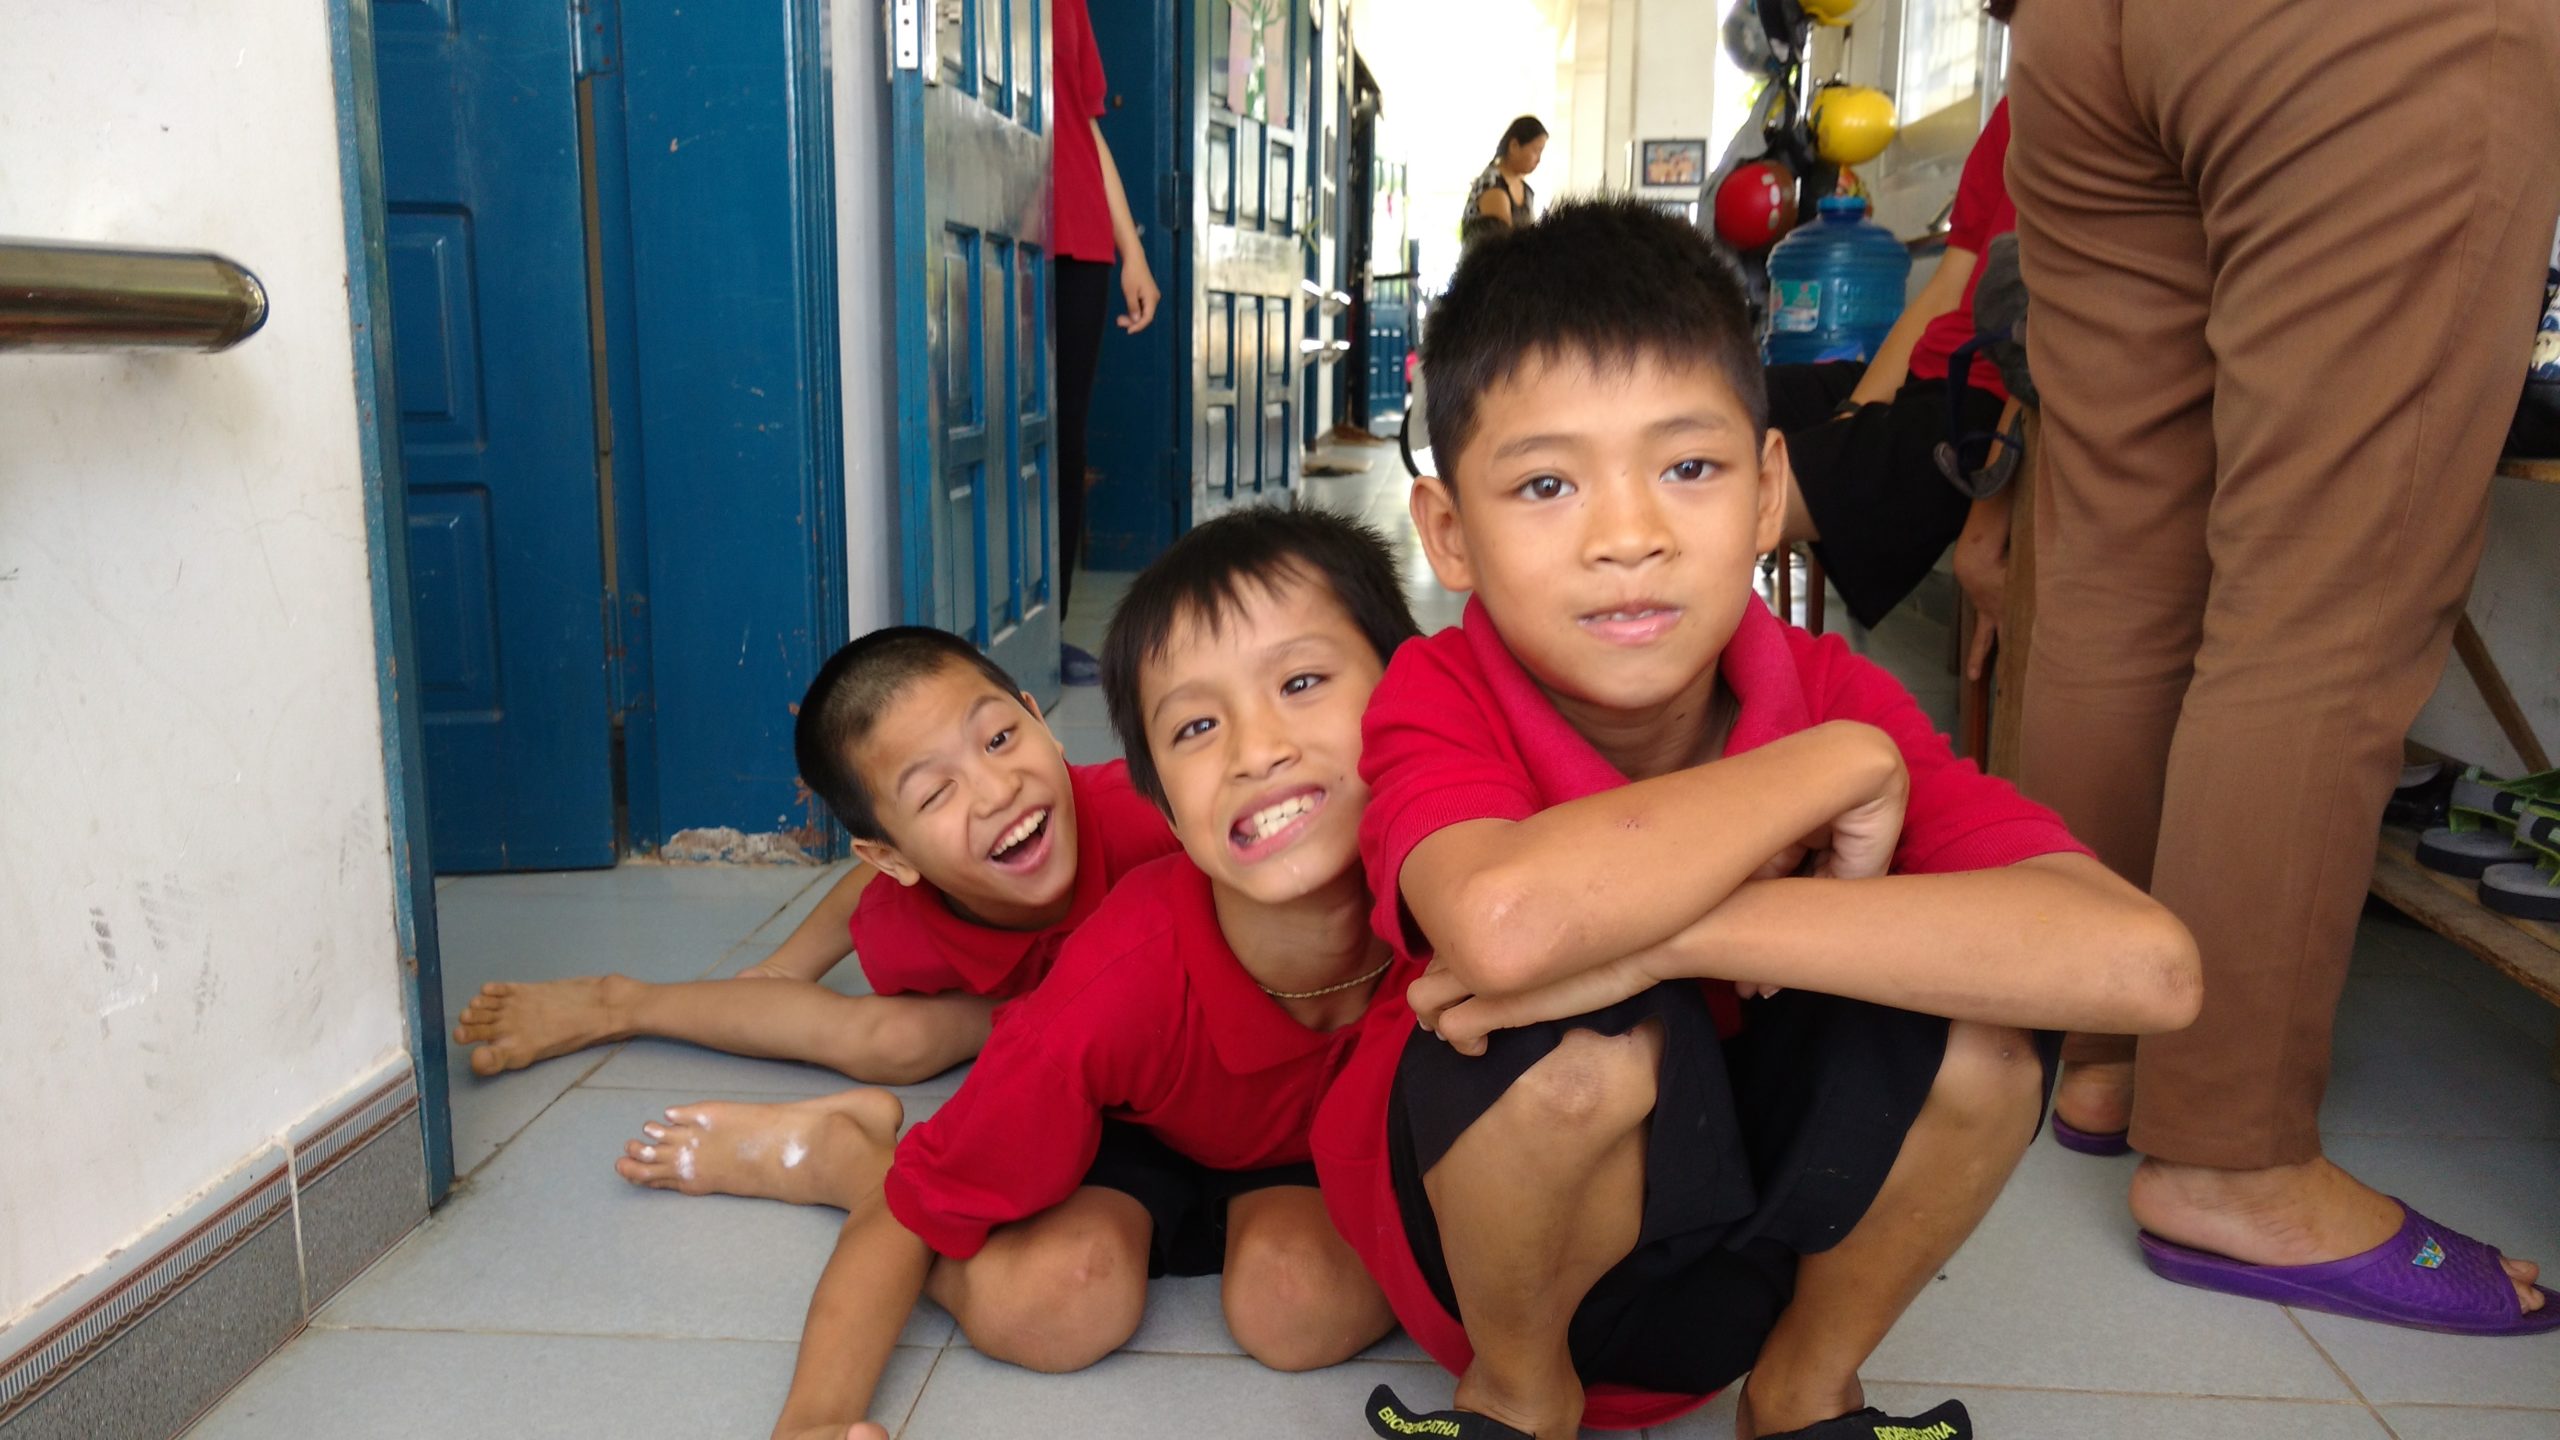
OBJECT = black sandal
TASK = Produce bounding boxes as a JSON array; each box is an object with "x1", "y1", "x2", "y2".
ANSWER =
[
  {"x1": 1759, "y1": 1399, "x2": 1973, "y2": 1440},
  {"x1": 1364, "y1": 1384, "x2": 1536, "y2": 1440}
]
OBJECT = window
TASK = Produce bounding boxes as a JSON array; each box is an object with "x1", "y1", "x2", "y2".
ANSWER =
[{"x1": 1896, "y1": 0, "x2": 1981, "y2": 124}]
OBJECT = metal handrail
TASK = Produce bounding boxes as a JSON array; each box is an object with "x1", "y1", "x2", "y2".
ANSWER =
[{"x1": 0, "y1": 238, "x2": 268, "y2": 352}]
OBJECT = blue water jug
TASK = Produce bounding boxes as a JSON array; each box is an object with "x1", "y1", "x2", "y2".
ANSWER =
[{"x1": 1764, "y1": 196, "x2": 1912, "y2": 365}]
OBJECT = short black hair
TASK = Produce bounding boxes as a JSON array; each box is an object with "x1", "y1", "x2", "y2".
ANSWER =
[
  {"x1": 795, "y1": 627, "x2": 1024, "y2": 842},
  {"x1": 1499, "y1": 115, "x2": 1548, "y2": 157},
  {"x1": 1102, "y1": 507, "x2": 1419, "y2": 808},
  {"x1": 1422, "y1": 196, "x2": 1768, "y2": 486}
]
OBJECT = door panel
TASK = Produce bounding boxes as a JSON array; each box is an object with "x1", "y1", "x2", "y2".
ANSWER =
[
  {"x1": 1190, "y1": 0, "x2": 1307, "y2": 524},
  {"x1": 376, "y1": 0, "x2": 616, "y2": 871},
  {"x1": 894, "y1": 0, "x2": 1060, "y2": 696}
]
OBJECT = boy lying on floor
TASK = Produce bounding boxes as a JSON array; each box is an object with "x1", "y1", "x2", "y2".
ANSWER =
[
  {"x1": 615, "y1": 509, "x2": 1426, "y2": 1439},
  {"x1": 1309, "y1": 198, "x2": 2205, "y2": 1440},
  {"x1": 451, "y1": 627, "x2": 1178, "y2": 1097}
]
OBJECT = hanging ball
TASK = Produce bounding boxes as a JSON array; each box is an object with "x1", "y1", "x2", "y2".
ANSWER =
[
  {"x1": 1722, "y1": 0, "x2": 1779, "y2": 75},
  {"x1": 1810, "y1": 84, "x2": 1898, "y2": 165},
  {"x1": 1799, "y1": 0, "x2": 1861, "y2": 25},
  {"x1": 1714, "y1": 160, "x2": 1799, "y2": 251}
]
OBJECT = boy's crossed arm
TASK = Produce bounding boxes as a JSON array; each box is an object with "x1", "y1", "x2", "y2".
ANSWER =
[
  {"x1": 1400, "y1": 719, "x2": 1909, "y2": 998},
  {"x1": 1415, "y1": 851, "x2": 2201, "y2": 1053},
  {"x1": 773, "y1": 1193, "x2": 932, "y2": 1440}
]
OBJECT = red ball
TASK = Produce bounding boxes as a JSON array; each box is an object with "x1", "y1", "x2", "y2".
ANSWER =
[{"x1": 1714, "y1": 161, "x2": 1797, "y2": 251}]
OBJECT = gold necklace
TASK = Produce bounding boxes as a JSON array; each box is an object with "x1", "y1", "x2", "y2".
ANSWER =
[{"x1": 1258, "y1": 955, "x2": 1395, "y2": 1001}]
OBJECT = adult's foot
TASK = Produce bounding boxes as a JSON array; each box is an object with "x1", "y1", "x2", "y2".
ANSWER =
[
  {"x1": 2051, "y1": 1058, "x2": 2133, "y2": 1138},
  {"x1": 2130, "y1": 1155, "x2": 2546, "y2": 1315},
  {"x1": 452, "y1": 976, "x2": 637, "y2": 1076},
  {"x1": 616, "y1": 1089, "x2": 902, "y2": 1208}
]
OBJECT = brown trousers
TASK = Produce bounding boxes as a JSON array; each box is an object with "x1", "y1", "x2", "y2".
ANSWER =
[{"x1": 2008, "y1": 0, "x2": 2560, "y2": 1168}]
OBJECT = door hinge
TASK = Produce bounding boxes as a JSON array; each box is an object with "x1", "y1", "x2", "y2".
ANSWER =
[
  {"x1": 572, "y1": 0, "x2": 618, "y2": 79},
  {"x1": 890, "y1": 0, "x2": 921, "y2": 71},
  {"x1": 1160, "y1": 170, "x2": 1187, "y2": 232}
]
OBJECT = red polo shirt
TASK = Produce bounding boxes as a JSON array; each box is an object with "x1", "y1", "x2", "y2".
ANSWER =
[
  {"x1": 884, "y1": 854, "x2": 1417, "y2": 1259},
  {"x1": 1907, "y1": 99, "x2": 2013, "y2": 400},
  {"x1": 1315, "y1": 595, "x2": 2086, "y2": 1429},
  {"x1": 849, "y1": 760, "x2": 1178, "y2": 1001},
  {"x1": 1051, "y1": 0, "x2": 1116, "y2": 264}
]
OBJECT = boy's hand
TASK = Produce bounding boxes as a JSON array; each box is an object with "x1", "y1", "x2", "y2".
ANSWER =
[
  {"x1": 1409, "y1": 950, "x2": 1664, "y2": 1056},
  {"x1": 1802, "y1": 727, "x2": 1909, "y2": 881}
]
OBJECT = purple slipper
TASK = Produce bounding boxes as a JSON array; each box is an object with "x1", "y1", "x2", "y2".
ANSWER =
[
  {"x1": 2139, "y1": 1202, "x2": 2560, "y2": 1336},
  {"x1": 2049, "y1": 1113, "x2": 2132, "y2": 1157}
]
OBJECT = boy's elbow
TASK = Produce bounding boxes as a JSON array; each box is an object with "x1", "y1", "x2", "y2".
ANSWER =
[{"x1": 1428, "y1": 865, "x2": 1550, "y2": 995}]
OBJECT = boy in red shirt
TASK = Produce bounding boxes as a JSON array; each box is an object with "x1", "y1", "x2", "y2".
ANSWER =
[
  {"x1": 1320, "y1": 200, "x2": 2203, "y2": 1440},
  {"x1": 449, "y1": 628, "x2": 1177, "y2": 1101},
  {"x1": 620, "y1": 510, "x2": 1421, "y2": 1440}
]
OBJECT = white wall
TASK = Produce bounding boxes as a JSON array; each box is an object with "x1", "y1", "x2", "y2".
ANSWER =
[
  {"x1": 0, "y1": 2, "x2": 411, "y2": 1321},
  {"x1": 834, "y1": 0, "x2": 901, "y2": 639},
  {"x1": 1623, "y1": 0, "x2": 1718, "y2": 191}
]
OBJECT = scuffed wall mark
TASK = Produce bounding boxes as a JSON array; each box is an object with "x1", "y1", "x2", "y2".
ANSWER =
[
  {"x1": 659, "y1": 826, "x2": 821, "y2": 866},
  {"x1": 89, "y1": 906, "x2": 117, "y2": 964}
]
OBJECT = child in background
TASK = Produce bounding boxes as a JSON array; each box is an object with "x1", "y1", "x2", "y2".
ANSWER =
[{"x1": 451, "y1": 629, "x2": 1177, "y2": 1105}]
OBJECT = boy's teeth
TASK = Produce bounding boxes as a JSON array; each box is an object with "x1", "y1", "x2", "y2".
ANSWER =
[
  {"x1": 990, "y1": 809, "x2": 1045, "y2": 857},
  {"x1": 1240, "y1": 793, "x2": 1316, "y2": 842}
]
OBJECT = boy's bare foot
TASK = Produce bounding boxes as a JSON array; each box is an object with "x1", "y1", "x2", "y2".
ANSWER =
[
  {"x1": 452, "y1": 976, "x2": 638, "y2": 1076},
  {"x1": 2130, "y1": 1155, "x2": 2545, "y2": 1313},
  {"x1": 1735, "y1": 1372, "x2": 1866, "y2": 1440},
  {"x1": 2051, "y1": 1058, "x2": 2133, "y2": 1137},
  {"x1": 1450, "y1": 1359, "x2": 1583, "y2": 1440},
  {"x1": 616, "y1": 1089, "x2": 902, "y2": 1208}
]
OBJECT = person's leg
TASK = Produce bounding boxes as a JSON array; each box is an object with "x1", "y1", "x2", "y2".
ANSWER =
[
  {"x1": 1740, "y1": 1022, "x2": 2044, "y2": 1438},
  {"x1": 928, "y1": 1187, "x2": 1154, "y2": 1372},
  {"x1": 2005, "y1": 0, "x2": 2219, "y2": 1141},
  {"x1": 1218, "y1": 1184, "x2": 1397, "y2": 1371},
  {"x1": 2111, "y1": 0, "x2": 2559, "y2": 1301},
  {"x1": 1423, "y1": 1021, "x2": 1661, "y2": 1440},
  {"x1": 1051, "y1": 257, "x2": 1112, "y2": 627},
  {"x1": 455, "y1": 975, "x2": 991, "y2": 1084}
]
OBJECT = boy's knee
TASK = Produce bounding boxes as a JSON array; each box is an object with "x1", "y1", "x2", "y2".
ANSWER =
[
  {"x1": 1930, "y1": 1021, "x2": 2045, "y2": 1134},
  {"x1": 1496, "y1": 1023, "x2": 1661, "y2": 1139},
  {"x1": 962, "y1": 1219, "x2": 1147, "y2": 1371},
  {"x1": 1221, "y1": 1223, "x2": 1379, "y2": 1372},
  {"x1": 858, "y1": 1006, "x2": 966, "y2": 1086}
]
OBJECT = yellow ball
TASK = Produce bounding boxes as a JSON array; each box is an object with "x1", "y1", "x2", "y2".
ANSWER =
[
  {"x1": 1811, "y1": 85, "x2": 1898, "y2": 165},
  {"x1": 1800, "y1": 0, "x2": 1861, "y2": 24}
]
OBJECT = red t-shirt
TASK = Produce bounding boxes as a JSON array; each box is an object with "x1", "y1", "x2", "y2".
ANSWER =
[
  {"x1": 884, "y1": 854, "x2": 1417, "y2": 1258},
  {"x1": 1315, "y1": 595, "x2": 2087, "y2": 1429},
  {"x1": 1051, "y1": 0, "x2": 1116, "y2": 264},
  {"x1": 848, "y1": 760, "x2": 1178, "y2": 1001},
  {"x1": 1906, "y1": 99, "x2": 2013, "y2": 400}
]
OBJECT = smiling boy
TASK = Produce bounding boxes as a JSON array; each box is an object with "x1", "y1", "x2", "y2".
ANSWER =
[
  {"x1": 452, "y1": 628, "x2": 1177, "y2": 1102},
  {"x1": 1311, "y1": 200, "x2": 2203, "y2": 1440},
  {"x1": 623, "y1": 510, "x2": 1423, "y2": 1440}
]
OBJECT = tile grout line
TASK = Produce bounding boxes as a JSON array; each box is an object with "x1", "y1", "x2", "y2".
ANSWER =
[{"x1": 2283, "y1": 1306, "x2": 2403, "y2": 1439}]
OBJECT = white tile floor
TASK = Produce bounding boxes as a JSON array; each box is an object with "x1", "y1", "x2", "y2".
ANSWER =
[{"x1": 189, "y1": 445, "x2": 2560, "y2": 1438}]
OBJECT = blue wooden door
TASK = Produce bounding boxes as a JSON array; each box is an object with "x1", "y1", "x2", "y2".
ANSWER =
[
  {"x1": 1189, "y1": 0, "x2": 1308, "y2": 522},
  {"x1": 891, "y1": 0, "x2": 1061, "y2": 696},
  {"x1": 376, "y1": 0, "x2": 616, "y2": 871}
]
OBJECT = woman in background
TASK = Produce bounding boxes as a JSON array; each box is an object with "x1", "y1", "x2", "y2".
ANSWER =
[{"x1": 1462, "y1": 115, "x2": 1546, "y2": 239}]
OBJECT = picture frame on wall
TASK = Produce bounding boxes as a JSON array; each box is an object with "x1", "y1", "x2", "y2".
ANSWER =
[{"x1": 1639, "y1": 138, "x2": 1708, "y2": 188}]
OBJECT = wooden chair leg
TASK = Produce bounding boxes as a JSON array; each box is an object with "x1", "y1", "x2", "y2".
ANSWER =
[
  {"x1": 1775, "y1": 542, "x2": 1794, "y2": 624},
  {"x1": 1957, "y1": 588, "x2": 1990, "y2": 760},
  {"x1": 1987, "y1": 410, "x2": 2041, "y2": 782},
  {"x1": 1804, "y1": 551, "x2": 1826, "y2": 635}
]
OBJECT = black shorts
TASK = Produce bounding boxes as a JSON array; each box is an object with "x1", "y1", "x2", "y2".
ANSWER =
[
  {"x1": 1389, "y1": 983, "x2": 2054, "y2": 1396},
  {"x1": 1082, "y1": 1122, "x2": 1319, "y2": 1278},
  {"x1": 1767, "y1": 361, "x2": 2002, "y2": 630}
]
